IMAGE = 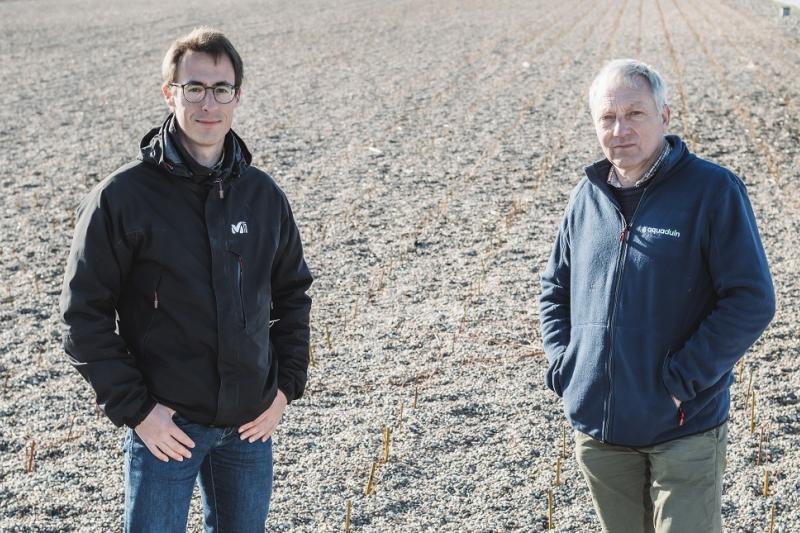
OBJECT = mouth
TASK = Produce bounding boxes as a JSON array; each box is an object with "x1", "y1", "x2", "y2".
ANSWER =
[{"x1": 195, "y1": 118, "x2": 222, "y2": 126}]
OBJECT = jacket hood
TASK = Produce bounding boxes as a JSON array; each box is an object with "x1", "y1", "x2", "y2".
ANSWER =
[
  {"x1": 583, "y1": 135, "x2": 695, "y2": 194},
  {"x1": 138, "y1": 114, "x2": 252, "y2": 184}
]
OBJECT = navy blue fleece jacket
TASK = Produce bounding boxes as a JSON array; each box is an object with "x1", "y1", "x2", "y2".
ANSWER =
[{"x1": 539, "y1": 135, "x2": 775, "y2": 446}]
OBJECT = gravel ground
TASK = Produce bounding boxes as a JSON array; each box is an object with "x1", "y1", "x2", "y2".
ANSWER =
[{"x1": 1, "y1": 0, "x2": 798, "y2": 531}]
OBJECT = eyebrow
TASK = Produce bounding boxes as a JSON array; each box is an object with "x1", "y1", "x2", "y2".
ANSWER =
[
  {"x1": 598, "y1": 101, "x2": 648, "y2": 113},
  {"x1": 184, "y1": 80, "x2": 235, "y2": 86}
]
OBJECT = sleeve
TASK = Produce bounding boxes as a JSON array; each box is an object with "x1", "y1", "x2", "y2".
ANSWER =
[
  {"x1": 663, "y1": 177, "x2": 776, "y2": 402},
  {"x1": 59, "y1": 186, "x2": 156, "y2": 428},
  {"x1": 539, "y1": 209, "x2": 572, "y2": 395},
  {"x1": 270, "y1": 194, "x2": 313, "y2": 403}
]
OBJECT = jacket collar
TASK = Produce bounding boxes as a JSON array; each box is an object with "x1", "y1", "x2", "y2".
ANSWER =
[
  {"x1": 584, "y1": 135, "x2": 694, "y2": 200},
  {"x1": 138, "y1": 114, "x2": 252, "y2": 185}
]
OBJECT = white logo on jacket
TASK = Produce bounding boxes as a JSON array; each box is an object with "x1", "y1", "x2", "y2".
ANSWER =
[
  {"x1": 639, "y1": 225, "x2": 680, "y2": 238},
  {"x1": 231, "y1": 221, "x2": 248, "y2": 234}
]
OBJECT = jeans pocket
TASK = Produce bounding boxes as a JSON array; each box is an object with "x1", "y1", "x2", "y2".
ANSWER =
[
  {"x1": 122, "y1": 428, "x2": 132, "y2": 452},
  {"x1": 171, "y1": 412, "x2": 192, "y2": 426}
]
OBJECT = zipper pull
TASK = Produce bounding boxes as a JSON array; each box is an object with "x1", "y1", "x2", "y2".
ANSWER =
[
  {"x1": 217, "y1": 178, "x2": 224, "y2": 199},
  {"x1": 678, "y1": 407, "x2": 686, "y2": 427},
  {"x1": 153, "y1": 290, "x2": 159, "y2": 309},
  {"x1": 619, "y1": 225, "x2": 629, "y2": 242}
]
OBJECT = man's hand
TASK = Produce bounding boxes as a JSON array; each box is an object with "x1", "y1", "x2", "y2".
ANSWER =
[
  {"x1": 238, "y1": 390, "x2": 288, "y2": 443},
  {"x1": 134, "y1": 403, "x2": 195, "y2": 462},
  {"x1": 671, "y1": 395, "x2": 682, "y2": 408}
]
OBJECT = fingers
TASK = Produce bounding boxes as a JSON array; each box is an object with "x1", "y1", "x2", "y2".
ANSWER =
[
  {"x1": 239, "y1": 419, "x2": 277, "y2": 443},
  {"x1": 171, "y1": 426, "x2": 196, "y2": 450},
  {"x1": 162, "y1": 423, "x2": 194, "y2": 460},
  {"x1": 238, "y1": 411, "x2": 268, "y2": 434},
  {"x1": 145, "y1": 442, "x2": 170, "y2": 462},
  {"x1": 157, "y1": 438, "x2": 192, "y2": 462},
  {"x1": 135, "y1": 417, "x2": 195, "y2": 462}
]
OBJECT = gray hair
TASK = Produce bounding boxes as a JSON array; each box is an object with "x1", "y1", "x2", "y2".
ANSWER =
[{"x1": 588, "y1": 59, "x2": 668, "y2": 115}]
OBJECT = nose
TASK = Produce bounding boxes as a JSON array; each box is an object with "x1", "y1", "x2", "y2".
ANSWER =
[
  {"x1": 612, "y1": 116, "x2": 629, "y2": 136},
  {"x1": 201, "y1": 88, "x2": 218, "y2": 110}
]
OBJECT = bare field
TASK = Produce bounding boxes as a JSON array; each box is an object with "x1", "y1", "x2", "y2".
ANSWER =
[{"x1": 1, "y1": 0, "x2": 799, "y2": 531}]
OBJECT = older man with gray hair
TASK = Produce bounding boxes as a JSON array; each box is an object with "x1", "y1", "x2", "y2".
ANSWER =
[{"x1": 539, "y1": 59, "x2": 775, "y2": 532}]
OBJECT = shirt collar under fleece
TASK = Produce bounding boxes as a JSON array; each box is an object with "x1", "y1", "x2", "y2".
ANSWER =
[{"x1": 607, "y1": 138, "x2": 671, "y2": 189}]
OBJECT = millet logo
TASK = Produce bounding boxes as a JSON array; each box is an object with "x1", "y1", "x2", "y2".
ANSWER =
[
  {"x1": 231, "y1": 221, "x2": 248, "y2": 234},
  {"x1": 639, "y1": 225, "x2": 680, "y2": 238}
]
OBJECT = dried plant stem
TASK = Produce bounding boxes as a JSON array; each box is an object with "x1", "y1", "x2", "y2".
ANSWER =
[
  {"x1": 66, "y1": 417, "x2": 76, "y2": 442},
  {"x1": 547, "y1": 490, "x2": 554, "y2": 530},
  {"x1": 768, "y1": 503, "x2": 775, "y2": 533},
  {"x1": 345, "y1": 500, "x2": 352, "y2": 532},
  {"x1": 325, "y1": 325, "x2": 333, "y2": 351},
  {"x1": 762, "y1": 468, "x2": 770, "y2": 497},
  {"x1": 757, "y1": 429, "x2": 763, "y2": 466},
  {"x1": 376, "y1": 268, "x2": 385, "y2": 293},
  {"x1": 750, "y1": 391, "x2": 757, "y2": 434},
  {"x1": 309, "y1": 343, "x2": 317, "y2": 368},
  {"x1": 555, "y1": 456, "x2": 562, "y2": 486},
  {"x1": 364, "y1": 462, "x2": 378, "y2": 496},
  {"x1": 25, "y1": 440, "x2": 36, "y2": 473},
  {"x1": 381, "y1": 426, "x2": 392, "y2": 463},
  {"x1": 412, "y1": 385, "x2": 419, "y2": 409}
]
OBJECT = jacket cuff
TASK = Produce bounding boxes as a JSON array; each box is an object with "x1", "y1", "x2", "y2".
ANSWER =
[
  {"x1": 545, "y1": 347, "x2": 567, "y2": 396},
  {"x1": 662, "y1": 352, "x2": 694, "y2": 402},
  {"x1": 277, "y1": 381, "x2": 297, "y2": 404},
  {"x1": 123, "y1": 397, "x2": 157, "y2": 429}
]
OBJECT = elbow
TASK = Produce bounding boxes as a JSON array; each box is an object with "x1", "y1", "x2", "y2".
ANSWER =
[{"x1": 751, "y1": 278, "x2": 777, "y2": 333}]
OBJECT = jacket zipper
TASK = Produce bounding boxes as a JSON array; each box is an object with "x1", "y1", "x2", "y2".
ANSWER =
[
  {"x1": 236, "y1": 255, "x2": 247, "y2": 329},
  {"x1": 142, "y1": 274, "x2": 162, "y2": 351},
  {"x1": 602, "y1": 189, "x2": 649, "y2": 442},
  {"x1": 215, "y1": 177, "x2": 225, "y2": 199},
  {"x1": 153, "y1": 274, "x2": 162, "y2": 309}
]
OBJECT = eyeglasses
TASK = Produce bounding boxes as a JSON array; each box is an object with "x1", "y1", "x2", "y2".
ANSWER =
[{"x1": 169, "y1": 83, "x2": 238, "y2": 104}]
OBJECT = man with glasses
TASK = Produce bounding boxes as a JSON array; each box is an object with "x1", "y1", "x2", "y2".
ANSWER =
[{"x1": 60, "y1": 28, "x2": 313, "y2": 531}]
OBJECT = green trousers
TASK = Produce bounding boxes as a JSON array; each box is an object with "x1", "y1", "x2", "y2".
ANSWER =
[{"x1": 575, "y1": 423, "x2": 728, "y2": 533}]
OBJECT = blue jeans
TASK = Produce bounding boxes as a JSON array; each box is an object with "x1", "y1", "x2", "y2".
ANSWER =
[{"x1": 123, "y1": 413, "x2": 273, "y2": 533}]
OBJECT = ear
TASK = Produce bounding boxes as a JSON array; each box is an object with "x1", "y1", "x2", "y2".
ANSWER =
[
  {"x1": 233, "y1": 86, "x2": 242, "y2": 107},
  {"x1": 162, "y1": 83, "x2": 176, "y2": 112},
  {"x1": 660, "y1": 103, "x2": 671, "y2": 128}
]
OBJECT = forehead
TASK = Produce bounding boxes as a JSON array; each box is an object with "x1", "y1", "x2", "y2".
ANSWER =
[
  {"x1": 175, "y1": 50, "x2": 235, "y2": 84},
  {"x1": 592, "y1": 78, "x2": 656, "y2": 113}
]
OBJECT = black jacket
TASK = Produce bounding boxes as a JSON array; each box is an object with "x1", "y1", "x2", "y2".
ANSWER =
[{"x1": 60, "y1": 116, "x2": 313, "y2": 428}]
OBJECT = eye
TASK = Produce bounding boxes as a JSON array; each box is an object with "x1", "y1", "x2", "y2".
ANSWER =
[
  {"x1": 185, "y1": 84, "x2": 204, "y2": 95},
  {"x1": 214, "y1": 86, "x2": 234, "y2": 97}
]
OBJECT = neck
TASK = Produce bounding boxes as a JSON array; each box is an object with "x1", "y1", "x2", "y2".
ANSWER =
[
  {"x1": 177, "y1": 130, "x2": 224, "y2": 168},
  {"x1": 614, "y1": 138, "x2": 665, "y2": 187}
]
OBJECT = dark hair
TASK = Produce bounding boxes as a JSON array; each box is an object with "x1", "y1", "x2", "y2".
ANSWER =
[{"x1": 162, "y1": 27, "x2": 243, "y2": 88}]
